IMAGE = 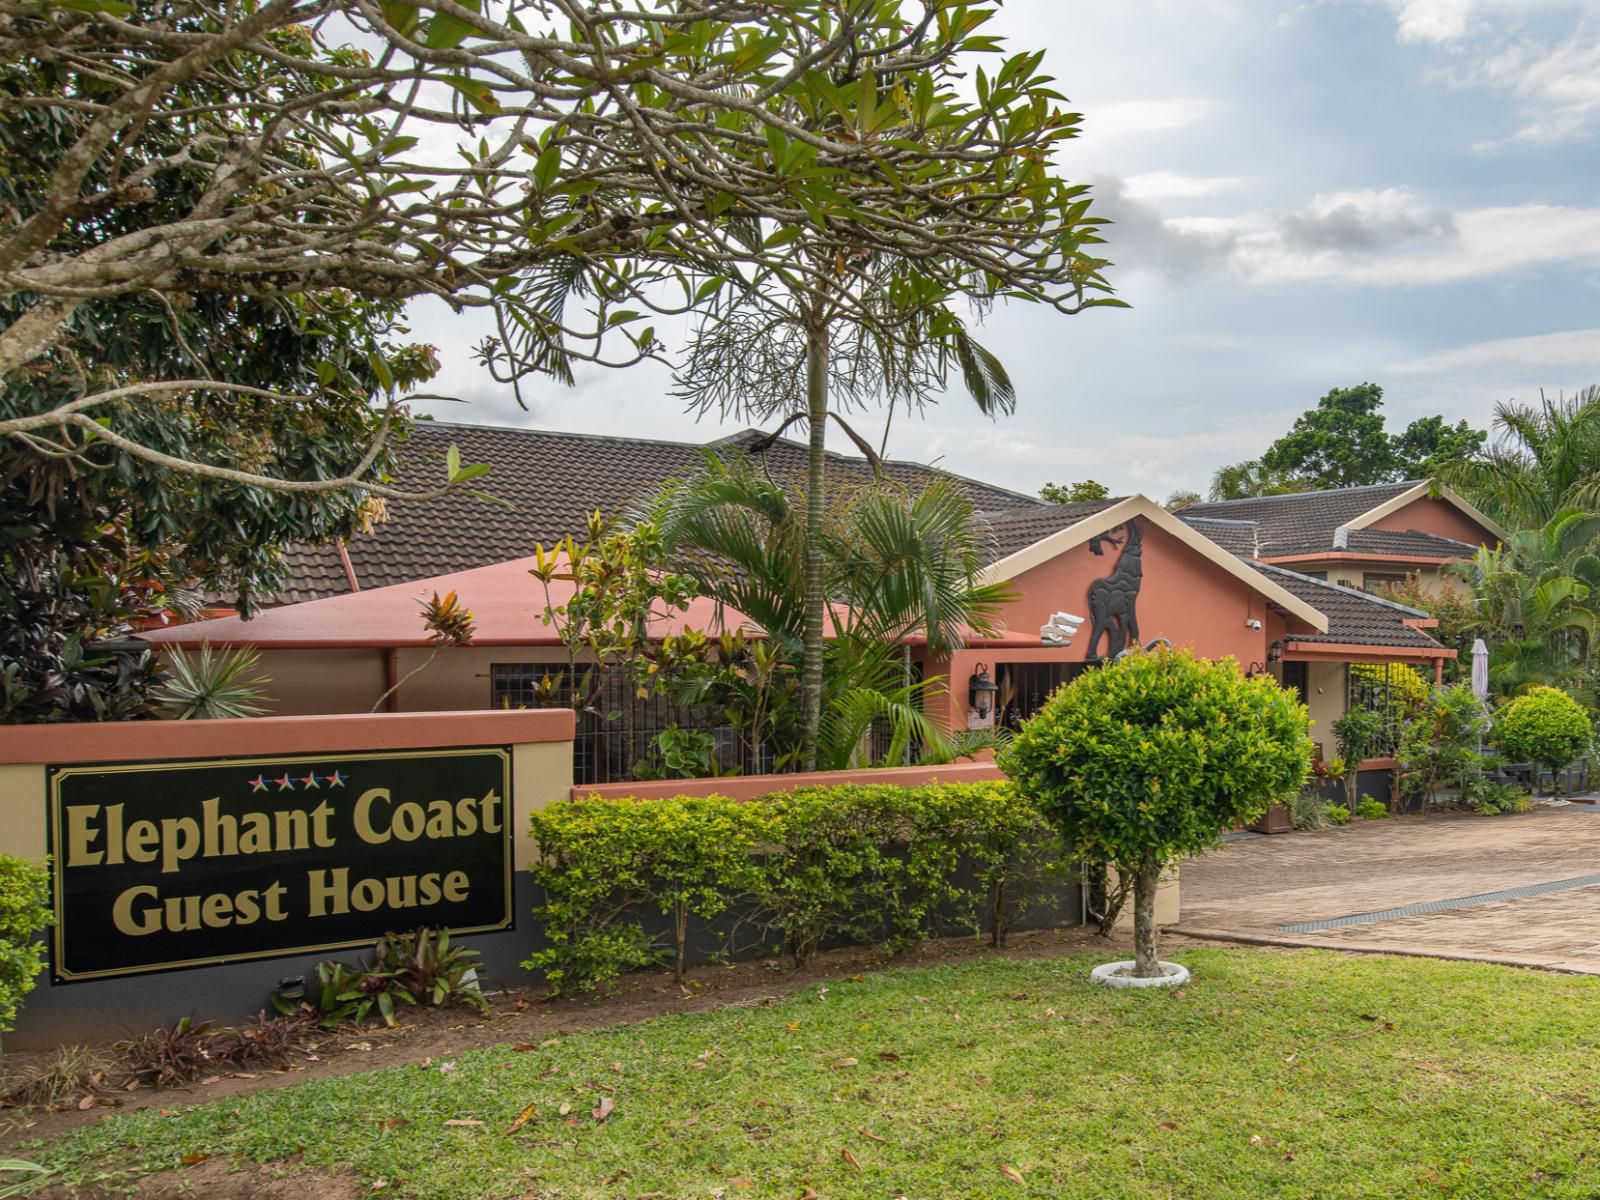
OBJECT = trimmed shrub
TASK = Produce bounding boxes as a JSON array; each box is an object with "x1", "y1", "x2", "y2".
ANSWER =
[
  {"x1": 1356, "y1": 795, "x2": 1388, "y2": 820},
  {"x1": 0, "y1": 855, "x2": 50, "y2": 1036},
  {"x1": 524, "y1": 784, "x2": 1064, "y2": 994},
  {"x1": 1001, "y1": 647, "x2": 1311, "y2": 979},
  {"x1": 527, "y1": 795, "x2": 773, "y2": 992},
  {"x1": 1495, "y1": 687, "x2": 1592, "y2": 796}
]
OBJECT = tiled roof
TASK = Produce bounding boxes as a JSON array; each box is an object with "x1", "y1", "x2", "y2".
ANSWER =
[
  {"x1": 1342, "y1": 528, "x2": 1478, "y2": 559},
  {"x1": 275, "y1": 422, "x2": 1043, "y2": 604},
  {"x1": 981, "y1": 500, "x2": 1120, "y2": 560},
  {"x1": 1180, "y1": 482, "x2": 1418, "y2": 558},
  {"x1": 1249, "y1": 562, "x2": 1445, "y2": 650},
  {"x1": 1177, "y1": 515, "x2": 1258, "y2": 557}
]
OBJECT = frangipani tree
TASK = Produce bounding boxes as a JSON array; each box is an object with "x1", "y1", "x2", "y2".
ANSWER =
[
  {"x1": 5, "y1": 1, "x2": 1117, "y2": 498},
  {"x1": 1001, "y1": 648, "x2": 1311, "y2": 980}
]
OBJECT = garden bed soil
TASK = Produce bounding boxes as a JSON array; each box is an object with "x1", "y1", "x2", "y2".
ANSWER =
[{"x1": 5, "y1": 922, "x2": 1206, "y2": 1192}]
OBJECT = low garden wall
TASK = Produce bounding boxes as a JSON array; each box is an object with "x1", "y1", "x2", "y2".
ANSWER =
[{"x1": 0, "y1": 710, "x2": 574, "y2": 1049}]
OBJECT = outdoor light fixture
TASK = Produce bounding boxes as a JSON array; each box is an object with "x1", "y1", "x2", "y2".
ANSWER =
[
  {"x1": 968, "y1": 663, "x2": 999, "y2": 719},
  {"x1": 1268, "y1": 639, "x2": 1284, "y2": 663}
]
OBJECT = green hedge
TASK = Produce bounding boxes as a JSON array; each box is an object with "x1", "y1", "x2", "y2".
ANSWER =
[
  {"x1": 526, "y1": 784, "x2": 1065, "y2": 995},
  {"x1": 0, "y1": 855, "x2": 51, "y2": 1035}
]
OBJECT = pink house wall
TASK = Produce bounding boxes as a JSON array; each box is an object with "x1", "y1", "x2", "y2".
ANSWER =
[
  {"x1": 921, "y1": 520, "x2": 1314, "y2": 732},
  {"x1": 1368, "y1": 497, "x2": 1497, "y2": 546}
]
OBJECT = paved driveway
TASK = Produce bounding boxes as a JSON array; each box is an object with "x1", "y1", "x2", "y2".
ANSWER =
[{"x1": 1179, "y1": 806, "x2": 1600, "y2": 973}]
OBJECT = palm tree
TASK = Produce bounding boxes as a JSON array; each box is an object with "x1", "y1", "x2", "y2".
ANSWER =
[
  {"x1": 1436, "y1": 386, "x2": 1600, "y2": 528},
  {"x1": 672, "y1": 256, "x2": 1021, "y2": 771},
  {"x1": 1449, "y1": 543, "x2": 1599, "y2": 700},
  {"x1": 646, "y1": 453, "x2": 1017, "y2": 769}
]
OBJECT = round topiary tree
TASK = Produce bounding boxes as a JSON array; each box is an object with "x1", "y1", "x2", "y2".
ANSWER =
[
  {"x1": 1000, "y1": 647, "x2": 1312, "y2": 981},
  {"x1": 1495, "y1": 686, "x2": 1592, "y2": 797}
]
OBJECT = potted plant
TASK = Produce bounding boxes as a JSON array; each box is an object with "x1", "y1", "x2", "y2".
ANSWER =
[{"x1": 1001, "y1": 647, "x2": 1312, "y2": 987}]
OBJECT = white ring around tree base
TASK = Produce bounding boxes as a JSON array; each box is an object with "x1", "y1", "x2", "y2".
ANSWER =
[{"x1": 1089, "y1": 960, "x2": 1190, "y2": 989}]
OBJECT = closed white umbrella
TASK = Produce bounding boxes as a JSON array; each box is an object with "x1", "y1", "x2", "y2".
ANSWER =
[{"x1": 1471, "y1": 638, "x2": 1490, "y2": 700}]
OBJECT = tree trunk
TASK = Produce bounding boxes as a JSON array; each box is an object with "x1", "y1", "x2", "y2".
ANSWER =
[
  {"x1": 674, "y1": 901, "x2": 688, "y2": 985},
  {"x1": 799, "y1": 314, "x2": 830, "y2": 773},
  {"x1": 1132, "y1": 854, "x2": 1163, "y2": 978}
]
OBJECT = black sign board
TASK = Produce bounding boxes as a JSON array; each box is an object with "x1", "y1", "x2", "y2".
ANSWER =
[{"x1": 48, "y1": 747, "x2": 512, "y2": 982}]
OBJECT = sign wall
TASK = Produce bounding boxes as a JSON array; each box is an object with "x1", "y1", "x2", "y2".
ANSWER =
[{"x1": 48, "y1": 746, "x2": 512, "y2": 981}]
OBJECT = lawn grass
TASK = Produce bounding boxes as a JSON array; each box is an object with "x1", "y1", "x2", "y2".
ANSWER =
[{"x1": 29, "y1": 947, "x2": 1600, "y2": 1198}]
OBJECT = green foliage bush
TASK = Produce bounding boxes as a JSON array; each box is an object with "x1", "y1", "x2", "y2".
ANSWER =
[
  {"x1": 525, "y1": 784, "x2": 1063, "y2": 995},
  {"x1": 0, "y1": 855, "x2": 51, "y2": 1035},
  {"x1": 1356, "y1": 795, "x2": 1389, "y2": 820},
  {"x1": 1326, "y1": 802, "x2": 1351, "y2": 825},
  {"x1": 1495, "y1": 687, "x2": 1592, "y2": 793},
  {"x1": 1001, "y1": 648, "x2": 1311, "y2": 976},
  {"x1": 1475, "y1": 781, "x2": 1531, "y2": 815}
]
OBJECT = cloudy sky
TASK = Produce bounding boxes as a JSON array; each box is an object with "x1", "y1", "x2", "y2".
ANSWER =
[{"x1": 410, "y1": 0, "x2": 1600, "y2": 501}]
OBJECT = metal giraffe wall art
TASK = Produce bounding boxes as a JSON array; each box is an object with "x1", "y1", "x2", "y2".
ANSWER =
[{"x1": 1085, "y1": 519, "x2": 1143, "y2": 660}]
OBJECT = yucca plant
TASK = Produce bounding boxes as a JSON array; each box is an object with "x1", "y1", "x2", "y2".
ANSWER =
[{"x1": 151, "y1": 644, "x2": 268, "y2": 720}]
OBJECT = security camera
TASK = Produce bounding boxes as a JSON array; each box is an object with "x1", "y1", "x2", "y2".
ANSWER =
[{"x1": 1245, "y1": 618, "x2": 1262, "y2": 631}]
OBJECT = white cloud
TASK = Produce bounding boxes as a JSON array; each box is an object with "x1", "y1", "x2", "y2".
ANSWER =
[
  {"x1": 1472, "y1": 24, "x2": 1600, "y2": 146},
  {"x1": 1087, "y1": 98, "x2": 1212, "y2": 139},
  {"x1": 1386, "y1": 0, "x2": 1474, "y2": 42},
  {"x1": 1122, "y1": 171, "x2": 1245, "y2": 200},
  {"x1": 1388, "y1": 327, "x2": 1600, "y2": 373},
  {"x1": 1235, "y1": 200, "x2": 1600, "y2": 285}
]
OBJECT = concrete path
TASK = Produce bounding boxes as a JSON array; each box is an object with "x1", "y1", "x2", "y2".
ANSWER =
[{"x1": 1178, "y1": 804, "x2": 1600, "y2": 973}]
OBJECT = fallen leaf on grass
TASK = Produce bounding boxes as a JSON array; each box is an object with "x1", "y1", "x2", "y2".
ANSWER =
[
  {"x1": 346, "y1": 1041, "x2": 372, "y2": 1052},
  {"x1": 592, "y1": 1096, "x2": 615, "y2": 1122},
  {"x1": 76, "y1": 1096, "x2": 95, "y2": 1111},
  {"x1": 841, "y1": 1147, "x2": 862, "y2": 1172},
  {"x1": 876, "y1": 1051, "x2": 901, "y2": 1062},
  {"x1": 799, "y1": 1190, "x2": 819, "y2": 1200},
  {"x1": 512, "y1": 1043, "x2": 539, "y2": 1053},
  {"x1": 859, "y1": 1127, "x2": 887, "y2": 1143},
  {"x1": 837, "y1": 1057, "x2": 859, "y2": 1067},
  {"x1": 1000, "y1": 1164, "x2": 1025, "y2": 1184},
  {"x1": 503, "y1": 1103, "x2": 538, "y2": 1135},
  {"x1": 1157, "y1": 1121, "x2": 1180, "y2": 1131},
  {"x1": 378, "y1": 1117, "x2": 409, "y2": 1132},
  {"x1": 180, "y1": 1154, "x2": 209, "y2": 1167},
  {"x1": 443, "y1": 1119, "x2": 484, "y2": 1127},
  {"x1": 728, "y1": 1178, "x2": 755, "y2": 1190}
]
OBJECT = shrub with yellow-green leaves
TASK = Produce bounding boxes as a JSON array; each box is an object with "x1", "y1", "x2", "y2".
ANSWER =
[{"x1": 0, "y1": 855, "x2": 51, "y2": 1035}]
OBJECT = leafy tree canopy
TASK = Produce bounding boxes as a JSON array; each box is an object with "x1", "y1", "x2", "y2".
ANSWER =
[
  {"x1": 1040, "y1": 480, "x2": 1110, "y2": 503},
  {"x1": 1211, "y1": 383, "x2": 1486, "y2": 497}
]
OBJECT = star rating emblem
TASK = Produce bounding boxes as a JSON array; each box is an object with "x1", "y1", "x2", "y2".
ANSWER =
[
  {"x1": 323, "y1": 770, "x2": 347, "y2": 788},
  {"x1": 300, "y1": 771, "x2": 320, "y2": 789},
  {"x1": 248, "y1": 775, "x2": 268, "y2": 793},
  {"x1": 275, "y1": 773, "x2": 296, "y2": 791}
]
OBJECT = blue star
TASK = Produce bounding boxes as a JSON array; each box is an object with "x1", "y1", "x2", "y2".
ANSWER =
[
  {"x1": 324, "y1": 770, "x2": 347, "y2": 788},
  {"x1": 248, "y1": 775, "x2": 268, "y2": 793},
  {"x1": 276, "y1": 774, "x2": 296, "y2": 791}
]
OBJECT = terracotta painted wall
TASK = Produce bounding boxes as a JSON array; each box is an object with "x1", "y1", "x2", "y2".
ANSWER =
[
  {"x1": 997, "y1": 520, "x2": 1279, "y2": 667},
  {"x1": 1369, "y1": 497, "x2": 1497, "y2": 545}
]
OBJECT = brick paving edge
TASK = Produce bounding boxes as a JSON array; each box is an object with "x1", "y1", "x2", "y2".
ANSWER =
[{"x1": 1170, "y1": 925, "x2": 1600, "y2": 977}]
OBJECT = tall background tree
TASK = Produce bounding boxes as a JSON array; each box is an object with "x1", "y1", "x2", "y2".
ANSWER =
[
  {"x1": 1209, "y1": 383, "x2": 1485, "y2": 498},
  {"x1": 1435, "y1": 387, "x2": 1600, "y2": 529}
]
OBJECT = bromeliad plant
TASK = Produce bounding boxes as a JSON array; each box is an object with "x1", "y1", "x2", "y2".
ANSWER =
[
  {"x1": 282, "y1": 928, "x2": 488, "y2": 1026},
  {"x1": 1001, "y1": 647, "x2": 1312, "y2": 981}
]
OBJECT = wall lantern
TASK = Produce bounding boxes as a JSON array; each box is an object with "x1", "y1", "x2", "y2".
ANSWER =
[
  {"x1": 1268, "y1": 639, "x2": 1284, "y2": 663},
  {"x1": 968, "y1": 663, "x2": 999, "y2": 719}
]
